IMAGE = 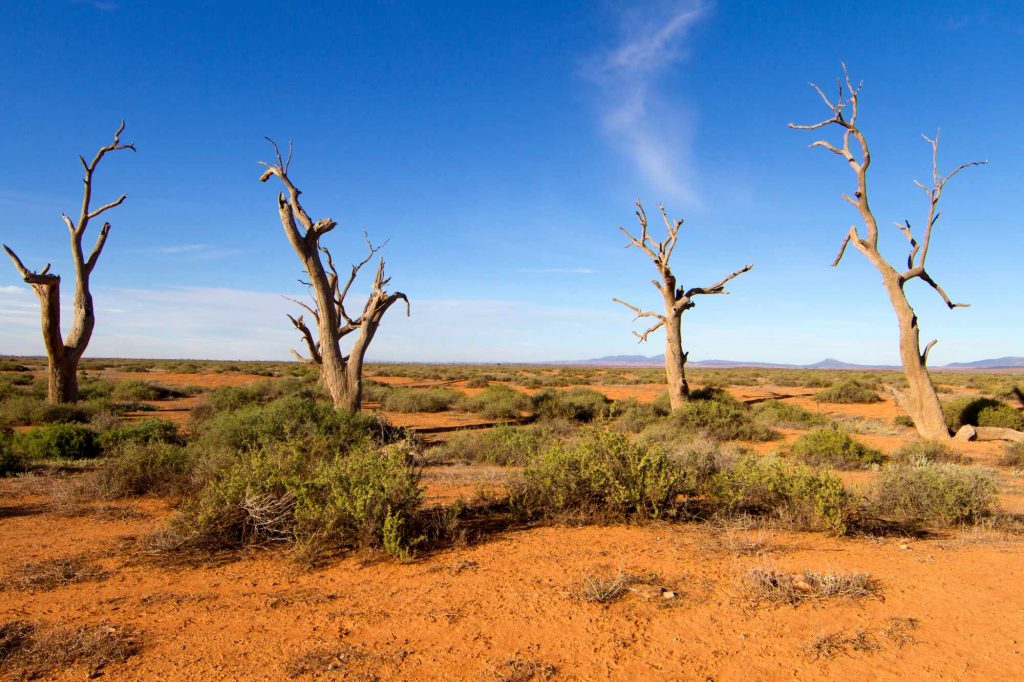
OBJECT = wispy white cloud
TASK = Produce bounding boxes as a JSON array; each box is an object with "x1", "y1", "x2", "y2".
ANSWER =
[
  {"x1": 154, "y1": 243, "x2": 241, "y2": 260},
  {"x1": 156, "y1": 244, "x2": 210, "y2": 254},
  {"x1": 0, "y1": 285, "x2": 27, "y2": 294},
  {"x1": 0, "y1": 285, "x2": 620, "y2": 362},
  {"x1": 583, "y1": 1, "x2": 711, "y2": 207}
]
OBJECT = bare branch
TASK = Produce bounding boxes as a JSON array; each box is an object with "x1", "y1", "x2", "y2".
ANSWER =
[
  {"x1": 286, "y1": 313, "x2": 321, "y2": 365},
  {"x1": 921, "y1": 339, "x2": 938, "y2": 366},
  {"x1": 831, "y1": 229, "x2": 854, "y2": 267},
  {"x1": 86, "y1": 194, "x2": 127, "y2": 222},
  {"x1": 612, "y1": 297, "x2": 663, "y2": 321},
  {"x1": 682, "y1": 264, "x2": 754, "y2": 300},
  {"x1": 918, "y1": 270, "x2": 970, "y2": 309},
  {"x1": 84, "y1": 223, "x2": 111, "y2": 273},
  {"x1": 633, "y1": 318, "x2": 665, "y2": 343}
]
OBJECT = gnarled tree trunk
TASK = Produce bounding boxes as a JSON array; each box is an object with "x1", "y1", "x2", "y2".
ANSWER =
[
  {"x1": 791, "y1": 67, "x2": 986, "y2": 441},
  {"x1": 3, "y1": 122, "x2": 134, "y2": 404},
  {"x1": 259, "y1": 140, "x2": 409, "y2": 412},
  {"x1": 613, "y1": 201, "x2": 752, "y2": 411}
]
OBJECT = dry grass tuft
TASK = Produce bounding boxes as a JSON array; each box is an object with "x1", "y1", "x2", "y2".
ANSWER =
[
  {"x1": 492, "y1": 656, "x2": 557, "y2": 682},
  {"x1": 0, "y1": 620, "x2": 141, "y2": 679},
  {"x1": 804, "y1": 628, "x2": 879, "y2": 660},
  {"x1": 570, "y1": 571, "x2": 633, "y2": 604},
  {"x1": 882, "y1": 616, "x2": 919, "y2": 648},
  {"x1": 743, "y1": 568, "x2": 881, "y2": 605},
  {"x1": 285, "y1": 645, "x2": 366, "y2": 678},
  {"x1": 4, "y1": 555, "x2": 110, "y2": 591}
]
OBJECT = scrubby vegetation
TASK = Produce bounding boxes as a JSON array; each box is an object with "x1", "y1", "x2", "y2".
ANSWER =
[
  {"x1": 532, "y1": 388, "x2": 610, "y2": 423},
  {"x1": 867, "y1": 463, "x2": 996, "y2": 526},
  {"x1": 710, "y1": 454, "x2": 854, "y2": 534},
  {"x1": 14, "y1": 423, "x2": 101, "y2": 461},
  {"x1": 942, "y1": 396, "x2": 1024, "y2": 432},
  {"x1": 382, "y1": 387, "x2": 461, "y2": 413},
  {"x1": 456, "y1": 385, "x2": 531, "y2": 419},
  {"x1": 431, "y1": 424, "x2": 559, "y2": 466},
  {"x1": 999, "y1": 442, "x2": 1024, "y2": 468},
  {"x1": 890, "y1": 440, "x2": 968, "y2": 465},
  {"x1": 752, "y1": 399, "x2": 826, "y2": 429},
  {"x1": 814, "y1": 379, "x2": 881, "y2": 404},
  {"x1": 787, "y1": 426, "x2": 885, "y2": 470}
]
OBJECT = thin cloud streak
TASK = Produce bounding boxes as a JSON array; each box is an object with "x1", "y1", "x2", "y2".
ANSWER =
[{"x1": 584, "y1": 1, "x2": 711, "y2": 207}]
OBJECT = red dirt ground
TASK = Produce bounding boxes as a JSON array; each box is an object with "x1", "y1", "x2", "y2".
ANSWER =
[{"x1": 3, "y1": 372, "x2": 1023, "y2": 679}]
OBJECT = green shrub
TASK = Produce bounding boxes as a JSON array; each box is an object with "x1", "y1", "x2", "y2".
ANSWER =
[
  {"x1": 95, "y1": 441, "x2": 194, "y2": 497},
  {"x1": 170, "y1": 440, "x2": 422, "y2": 555},
  {"x1": 651, "y1": 392, "x2": 672, "y2": 416},
  {"x1": 457, "y1": 385, "x2": 531, "y2": 419},
  {"x1": 191, "y1": 396, "x2": 399, "y2": 455},
  {"x1": 788, "y1": 426, "x2": 884, "y2": 470},
  {"x1": 0, "y1": 427, "x2": 27, "y2": 476},
  {"x1": 532, "y1": 388, "x2": 610, "y2": 423},
  {"x1": 999, "y1": 442, "x2": 1024, "y2": 468},
  {"x1": 608, "y1": 399, "x2": 662, "y2": 433},
  {"x1": 942, "y1": 396, "x2": 1024, "y2": 432},
  {"x1": 666, "y1": 397, "x2": 778, "y2": 442},
  {"x1": 15, "y1": 424, "x2": 101, "y2": 461},
  {"x1": 814, "y1": 379, "x2": 881, "y2": 404},
  {"x1": 432, "y1": 424, "x2": 558, "y2": 466},
  {"x1": 382, "y1": 387, "x2": 461, "y2": 413},
  {"x1": 892, "y1": 415, "x2": 915, "y2": 428},
  {"x1": 868, "y1": 464, "x2": 996, "y2": 525},
  {"x1": 710, "y1": 454, "x2": 854, "y2": 534},
  {"x1": 509, "y1": 429, "x2": 684, "y2": 521},
  {"x1": 361, "y1": 380, "x2": 394, "y2": 403},
  {"x1": 99, "y1": 419, "x2": 180, "y2": 451},
  {"x1": 752, "y1": 400, "x2": 826, "y2": 429},
  {"x1": 110, "y1": 380, "x2": 183, "y2": 401},
  {"x1": 465, "y1": 377, "x2": 490, "y2": 388},
  {"x1": 890, "y1": 440, "x2": 968, "y2": 465}
]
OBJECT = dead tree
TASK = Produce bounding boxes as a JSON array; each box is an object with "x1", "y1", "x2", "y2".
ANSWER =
[
  {"x1": 3, "y1": 122, "x2": 135, "y2": 403},
  {"x1": 790, "y1": 66, "x2": 986, "y2": 441},
  {"x1": 259, "y1": 139, "x2": 408, "y2": 412},
  {"x1": 613, "y1": 200, "x2": 752, "y2": 410}
]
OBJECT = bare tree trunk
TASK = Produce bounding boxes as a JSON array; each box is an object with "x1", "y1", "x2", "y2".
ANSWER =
[
  {"x1": 791, "y1": 67, "x2": 988, "y2": 441},
  {"x1": 3, "y1": 122, "x2": 134, "y2": 404},
  {"x1": 614, "y1": 201, "x2": 751, "y2": 411},
  {"x1": 663, "y1": 312, "x2": 689, "y2": 409},
  {"x1": 882, "y1": 273, "x2": 950, "y2": 440},
  {"x1": 259, "y1": 140, "x2": 408, "y2": 412}
]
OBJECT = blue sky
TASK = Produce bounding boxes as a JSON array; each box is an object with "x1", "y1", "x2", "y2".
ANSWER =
[{"x1": 1, "y1": 0, "x2": 1020, "y2": 363}]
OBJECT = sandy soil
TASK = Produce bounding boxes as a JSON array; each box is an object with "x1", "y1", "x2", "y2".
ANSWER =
[
  {"x1": 2, "y1": 474, "x2": 1023, "y2": 681},
  {"x1": 4, "y1": 372, "x2": 1024, "y2": 679}
]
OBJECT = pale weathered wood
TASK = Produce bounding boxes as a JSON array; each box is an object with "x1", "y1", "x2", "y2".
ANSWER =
[
  {"x1": 790, "y1": 66, "x2": 988, "y2": 441},
  {"x1": 613, "y1": 200, "x2": 752, "y2": 410},
  {"x1": 2, "y1": 122, "x2": 134, "y2": 403},
  {"x1": 259, "y1": 139, "x2": 408, "y2": 412}
]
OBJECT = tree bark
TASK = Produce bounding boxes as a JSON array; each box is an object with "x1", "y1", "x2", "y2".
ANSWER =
[
  {"x1": 2, "y1": 123, "x2": 133, "y2": 404},
  {"x1": 790, "y1": 69, "x2": 987, "y2": 441},
  {"x1": 260, "y1": 140, "x2": 408, "y2": 412},
  {"x1": 663, "y1": 310, "x2": 689, "y2": 410}
]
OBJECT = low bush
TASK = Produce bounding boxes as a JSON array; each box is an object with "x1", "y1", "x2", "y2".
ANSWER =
[
  {"x1": 14, "y1": 423, "x2": 101, "y2": 461},
  {"x1": 509, "y1": 429, "x2": 685, "y2": 521},
  {"x1": 98, "y1": 419, "x2": 180, "y2": 451},
  {"x1": 787, "y1": 426, "x2": 885, "y2": 470},
  {"x1": 94, "y1": 442, "x2": 195, "y2": 498},
  {"x1": 663, "y1": 395, "x2": 778, "y2": 442},
  {"x1": 752, "y1": 400, "x2": 826, "y2": 429},
  {"x1": 867, "y1": 463, "x2": 996, "y2": 525},
  {"x1": 382, "y1": 387, "x2": 461, "y2": 413},
  {"x1": 890, "y1": 440, "x2": 968, "y2": 465},
  {"x1": 743, "y1": 568, "x2": 880, "y2": 605},
  {"x1": 608, "y1": 399, "x2": 662, "y2": 433},
  {"x1": 0, "y1": 427, "x2": 27, "y2": 476},
  {"x1": 191, "y1": 396, "x2": 399, "y2": 455},
  {"x1": 710, "y1": 454, "x2": 854, "y2": 534},
  {"x1": 531, "y1": 388, "x2": 610, "y2": 423},
  {"x1": 942, "y1": 396, "x2": 1024, "y2": 432},
  {"x1": 465, "y1": 377, "x2": 489, "y2": 389},
  {"x1": 456, "y1": 385, "x2": 531, "y2": 419},
  {"x1": 814, "y1": 379, "x2": 881, "y2": 404},
  {"x1": 167, "y1": 439, "x2": 422, "y2": 557},
  {"x1": 110, "y1": 380, "x2": 185, "y2": 401},
  {"x1": 361, "y1": 380, "x2": 394, "y2": 404},
  {"x1": 999, "y1": 442, "x2": 1024, "y2": 468},
  {"x1": 431, "y1": 424, "x2": 558, "y2": 466}
]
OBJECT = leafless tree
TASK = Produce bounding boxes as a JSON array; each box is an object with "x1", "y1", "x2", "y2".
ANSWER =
[
  {"x1": 790, "y1": 66, "x2": 986, "y2": 441},
  {"x1": 613, "y1": 200, "x2": 752, "y2": 410},
  {"x1": 3, "y1": 122, "x2": 135, "y2": 403},
  {"x1": 259, "y1": 139, "x2": 408, "y2": 412}
]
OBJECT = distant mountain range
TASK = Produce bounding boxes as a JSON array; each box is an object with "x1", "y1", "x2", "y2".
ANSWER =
[{"x1": 554, "y1": 355, "x2": 1024, "y2": 370}]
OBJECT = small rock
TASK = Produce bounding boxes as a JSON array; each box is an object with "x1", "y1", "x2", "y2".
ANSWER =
[{"x1": 662, "y1": 591, "x2": 676, "y2": 600}]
